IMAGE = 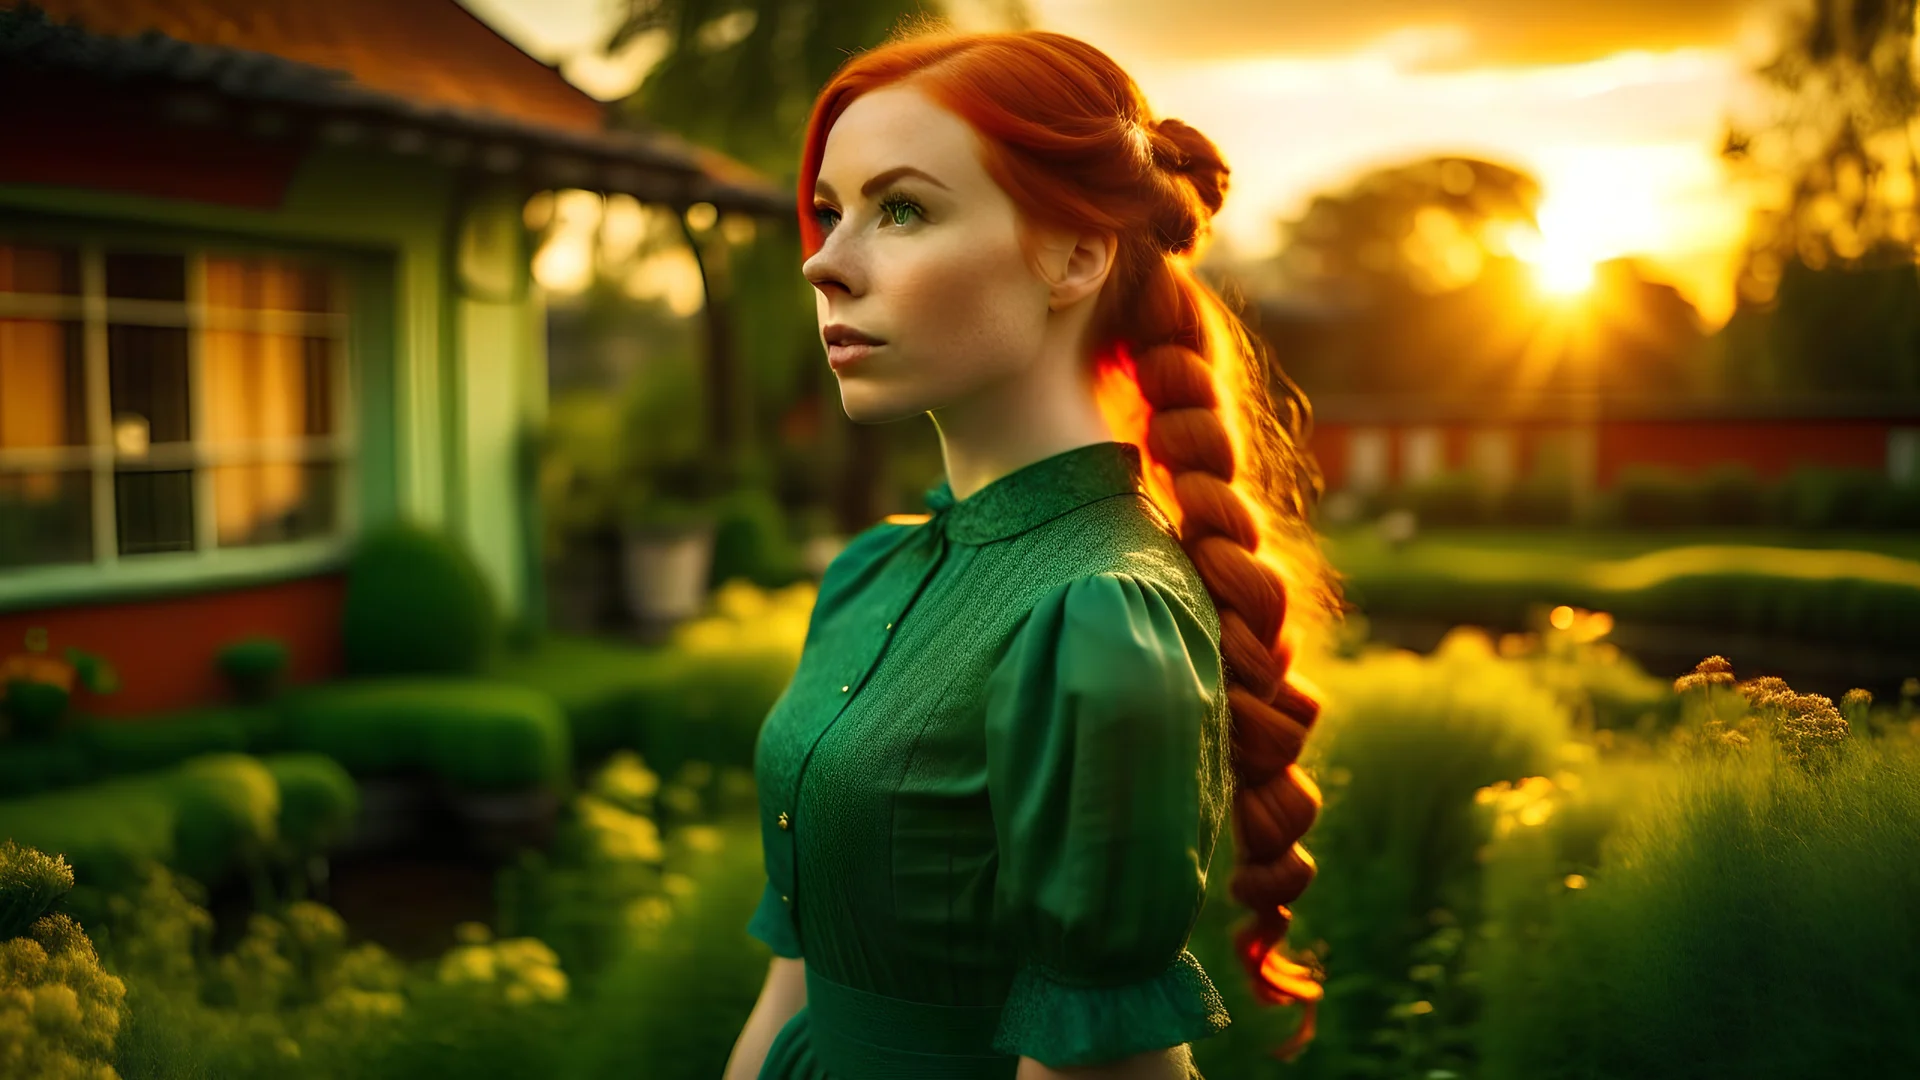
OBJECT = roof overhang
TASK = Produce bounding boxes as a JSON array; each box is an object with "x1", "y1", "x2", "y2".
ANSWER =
[{"x1": 0, "y1": 5, "x2": 793, "y2": 218}]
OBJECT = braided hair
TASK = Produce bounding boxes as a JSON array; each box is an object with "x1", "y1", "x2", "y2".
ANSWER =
[{"x1": 799, "y1": 27, "x2": 1340, "y2": 1061}]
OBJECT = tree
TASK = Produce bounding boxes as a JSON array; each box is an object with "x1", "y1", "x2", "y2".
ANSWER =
[{"x1": 1723, "y1": 0, "x2": 1918, "y2": 305}]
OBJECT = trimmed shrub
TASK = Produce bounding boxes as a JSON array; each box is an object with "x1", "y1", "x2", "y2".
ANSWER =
[
  {"x1": 260, "y1": 753, "x2": 359, "y2": 867},
  {"x1": 342, "y1": 523, "x2": 501, "y2": 677},
  {"x1": 218, "y1": 637, "x2": 291, "y2": 703},
  {"x1": 1402, "y1": 470, "x2": 1497, "y2": 527},
  {"x1": 165, "y1": 754, "x2": 281, "y2": 891},
  {"x1": 1698, "y1": 463, "x2": 1768, "y2": 526},
  {"x1": 1610, "y1": 464, "x2": 1699, "y2": 528},
  {"x1": 707, "y1": 486, "x2": 804, "y2": 590},
  {"x1": 1778, "y1": 466, "x2": 1887, "y2": 530},
  {"x1": 78, "y1": 708, "x2": 279, "y2": 778},
  {"x1": 0, "y1": 732, "x2": 93, "y2": 799},
  {"x1": 281, "y1": 679, "x2": 571, "y2": 794},
  {"x1": 1498, "y1": 472, "x2": 1577, "y2": 527}
]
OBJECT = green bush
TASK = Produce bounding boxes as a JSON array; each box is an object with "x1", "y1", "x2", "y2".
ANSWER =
[
  {"x1": 342, "y1": 523, "x2": 501, "y2": 677},
  {"x1": 165, "y1": 755, "x2": 281, "y2": 892},
  {"x1": 1778, "y1": 466, "x2": 1887, "y2": 530},
  {"x1": 1609, "y1": 464, "x2": 1699, "y2": 528},
  {"x1": 1497, "y1": 472, "x2": 1577, "y2": 527},
  {"x1": 1698, "y1": 463, "x2": 1768, "y2": 527},
  {"x1": 556, "y1": 815, "x2": 771, "y2": 1080},
  {"x1": 1401, "y1": 470, "x2": 1498, "y2": 527},
  {"x1": 707, "y1": 486, "x2": 803, "y2": 590},
  {"x1": 78, "y1": 708, "x2": 279, "y2": 779},
  {"x1": 218, "y1": 638, "x2": 291, "y2": 703},
  {"x1": 259, "y1": 754, "x2": 359, "y2": 873},
  {"x1": 1472, "y1": 702, "x2": 1920, "y2": 1076},
  {"x1": 490, "y1": 584, "x2": 807, "y2": 767},
  {"x1": 0, "y1": 730, "x2": 93, "y2": 798},
  {"x1": 3, "y1": 677, "x2": 70, "y2": 740},
  {"x1": 281, "y1": 679, "x2": 571, "y2": 794},
  {"x1": 1241, "y1": 632, "x2": 1573, "y2": 1080}
]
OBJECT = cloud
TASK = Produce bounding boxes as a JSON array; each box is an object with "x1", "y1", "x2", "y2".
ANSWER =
[{"x1": 1034, "y1": 0, "x2": 1772, "y2": 67}]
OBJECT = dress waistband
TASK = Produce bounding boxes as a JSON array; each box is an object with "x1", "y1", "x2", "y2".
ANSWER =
[{"x1": 804, "y1": 965, "x2": 1018, "y2": 1080}]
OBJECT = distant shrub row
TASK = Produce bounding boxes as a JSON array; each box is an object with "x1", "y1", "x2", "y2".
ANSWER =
[{"x1": 1353, "y1": 465, "x2": 1920, "y2": 530}]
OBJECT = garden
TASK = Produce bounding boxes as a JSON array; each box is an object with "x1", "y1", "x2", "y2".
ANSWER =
[{"x1": 6, "y1": 512, "x2": 1920, "y2": 1078}]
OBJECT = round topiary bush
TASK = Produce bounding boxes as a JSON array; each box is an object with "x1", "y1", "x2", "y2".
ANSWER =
[{"x1": 342, "y1": 522, "x2": 501, "y2": 676}]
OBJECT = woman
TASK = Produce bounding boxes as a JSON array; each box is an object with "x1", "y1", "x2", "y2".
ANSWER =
[{"x1": 724, "y1": 26, "x2": 1333, "y2": 1080}]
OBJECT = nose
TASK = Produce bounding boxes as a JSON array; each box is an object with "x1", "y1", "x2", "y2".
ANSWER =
[{"x1": 803, "y1": 230, "x2": 861, "y2": 298}]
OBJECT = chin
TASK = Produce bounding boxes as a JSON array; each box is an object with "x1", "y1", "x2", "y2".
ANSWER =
[{"x1": 837, "y1": 382, "x2": 931, "y2": 425}]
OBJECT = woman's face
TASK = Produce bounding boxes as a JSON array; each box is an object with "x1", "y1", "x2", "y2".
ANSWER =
[{"x1": 803, "y1": 84, "x2": 1055, "y2": 424}]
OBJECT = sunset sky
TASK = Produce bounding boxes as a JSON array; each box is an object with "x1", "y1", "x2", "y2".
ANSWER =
[{"x1": 463, "y1": 0, "x2": 1792, "y2": 326}]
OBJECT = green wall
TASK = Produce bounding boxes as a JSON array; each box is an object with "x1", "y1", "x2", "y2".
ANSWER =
[{"x1": 0, "y1": 148, "x2": 544, "y2": 619}]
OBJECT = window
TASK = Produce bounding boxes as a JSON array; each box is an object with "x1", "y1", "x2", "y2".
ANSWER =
[
  {"x1": 1891, "y1": 428, "x2": 1920, "y2": 487},
  {"x1": 1347, "y1": 427, "x2": 1389, "y2": 494},
  {"x1": 1401, "y1": 426, "x2": 1445, "y2": 486},
  {"x1": 1468, "y1": 428, "x2": 1517, "y2": 491},
  {"x1": 0, "y1": 241, "x2": 350, "y2": 573}
]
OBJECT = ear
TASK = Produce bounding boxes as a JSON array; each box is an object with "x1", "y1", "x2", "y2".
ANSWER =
[{"x1": 1039, "y1": 228, "x2": 1117, "y2": 312}]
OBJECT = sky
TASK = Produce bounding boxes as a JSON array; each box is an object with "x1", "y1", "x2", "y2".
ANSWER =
[{"x1": 461, "y1": 0, "x2": 1791, "y2": 326}]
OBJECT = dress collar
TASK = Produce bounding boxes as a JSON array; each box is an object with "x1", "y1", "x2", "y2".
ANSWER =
[{"x1": 921, "y1": 441, "x2": 1145, "y2": 544}]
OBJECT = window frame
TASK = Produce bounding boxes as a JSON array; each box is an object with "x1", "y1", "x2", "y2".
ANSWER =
[{"x1": 0, "y1": 237, "x2": 360, "y2": 606}]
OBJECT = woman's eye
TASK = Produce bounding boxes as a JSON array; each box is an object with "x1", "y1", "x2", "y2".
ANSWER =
[
  {"x1": 878, "y1": 196, "x2": 923, "y2": 227},
  {"x1": 813, "y1": 206, "x2": 841, "y2": 234}
]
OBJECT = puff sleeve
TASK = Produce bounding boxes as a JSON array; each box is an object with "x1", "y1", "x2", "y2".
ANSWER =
[{"x1": 986, "y1": 572, "x2": 1233, "y2": 1067}]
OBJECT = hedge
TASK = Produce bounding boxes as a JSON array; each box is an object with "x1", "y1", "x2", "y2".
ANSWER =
[{"x1": 279, "y1": 678, "x2": 572, "y2": 794}]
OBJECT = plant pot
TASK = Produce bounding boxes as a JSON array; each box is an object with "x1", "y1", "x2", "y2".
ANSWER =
[{"x1": 621, "y1": 522, "x2": 716, "y2": 628}]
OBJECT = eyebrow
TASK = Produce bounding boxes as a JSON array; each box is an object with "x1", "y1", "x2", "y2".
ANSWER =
[{"x1": 815, "y1": 166, "x2": 950, "y2": 202}]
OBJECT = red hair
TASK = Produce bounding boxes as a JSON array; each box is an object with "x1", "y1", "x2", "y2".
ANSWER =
[{"x1": 799, "y1": 28, "x2": 1339, "y2": 1062}]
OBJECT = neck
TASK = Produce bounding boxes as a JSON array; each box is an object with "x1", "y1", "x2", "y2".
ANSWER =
[{"x1": 929, "y1": 340, "x2": 1115, "y2": 503}]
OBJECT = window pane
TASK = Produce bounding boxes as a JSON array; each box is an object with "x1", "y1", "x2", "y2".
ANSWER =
[
  {"x1": 204, "y1": 332, "x2": 332, "y2": 442},
  {"x1": 105, "y1": 252, "x2": 187, "y2": 302},
  {"x1": 0, "y1": 244, "x2": 80, "y2": 295},
  {"x1": 205, "y1": 255, "x2": 333, "y2": 313},
  {"x1": 0, "y1": 471, "x2": 92, "y2": 568},
  {"x1": 215, "y1": 462, "x2": 336, "y2": 547},
  {"x1": 108, "y1": 324, "x2": 191, "y2": 446},
  {"x1": 0, "y1": 320, "x2": 86, "y2": 449},
  {"x1": 114, "y1": 469, "x2": 194, "y2": 555}
]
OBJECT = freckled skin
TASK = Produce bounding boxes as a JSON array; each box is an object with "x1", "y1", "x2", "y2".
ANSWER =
[{"x1": 803, "y1": 85, "x2": 1119, "y2": 502}]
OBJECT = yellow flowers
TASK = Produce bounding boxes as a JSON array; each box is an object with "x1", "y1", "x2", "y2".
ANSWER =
[
  {"x1": 672, "y1": 579, "x2": 817, "y2": 656},
  {"x1": 435, "y1": 923, "x2": 568, "y2": 1005},
  {"x1": 1672, "y1": 656, "x2": 1856, "y2": 772},
  {"x1": 1476, "y1": 775, "x2": 1560, "y2": 840}
]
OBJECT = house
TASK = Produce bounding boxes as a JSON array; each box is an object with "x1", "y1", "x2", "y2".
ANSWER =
[
  {"x1": 1309, "y1": 394, "x2": 1920, "y2": 499},
  {"x1": 0, "y1": 1, "x2": 788, "y2": 715}
]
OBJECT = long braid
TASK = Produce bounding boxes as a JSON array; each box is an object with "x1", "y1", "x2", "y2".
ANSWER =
[{"x1": 1127, "y1": 261, "x2": 1328, "y2": 1061}]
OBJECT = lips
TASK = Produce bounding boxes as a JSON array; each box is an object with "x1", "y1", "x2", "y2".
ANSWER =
[{"x1": 823, "y1": 324, "x2": 885, "y2": 372}]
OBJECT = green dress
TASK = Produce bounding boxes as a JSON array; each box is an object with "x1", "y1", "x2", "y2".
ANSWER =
[{"x1": 749, "y1": 440, "x2": 1234, "y2": 1079}]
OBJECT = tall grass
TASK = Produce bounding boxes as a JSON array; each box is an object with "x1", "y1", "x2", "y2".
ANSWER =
[{"x1": 1475, "y1": 705, "x2": 1920, "y2": 1077}]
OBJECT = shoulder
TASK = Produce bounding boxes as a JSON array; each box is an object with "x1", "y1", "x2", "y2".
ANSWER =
[
  {"x1": 1004, "y1": 571, "x2": 1222, "y2": 695},
  {"x1": 1036, "y1": 494, "x2": 1220, "y2": 649}
]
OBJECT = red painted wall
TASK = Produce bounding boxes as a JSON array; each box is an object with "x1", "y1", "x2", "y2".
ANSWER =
[
  {"x1": 0, "y1": 574, "x2": 346, "y2": 717},
  {"x1": 1594, "y1": 419, "x2": 1890, "y2": 486}
]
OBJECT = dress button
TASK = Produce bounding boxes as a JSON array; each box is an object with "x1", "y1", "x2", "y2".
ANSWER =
[
  {"x1": 777, "y1": 811, "x2": 790, "y2": 830},
  {"x1": 885, "y1": 622, "x2": 893, "y2": 630},
  {"x1": 781, "y1": 894, "x2": 790, "y2": 904},
  {"x1": 841, "y1": 684, "x2": 850, "y2": 693}
]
